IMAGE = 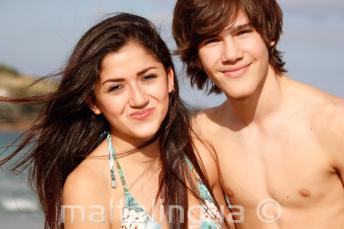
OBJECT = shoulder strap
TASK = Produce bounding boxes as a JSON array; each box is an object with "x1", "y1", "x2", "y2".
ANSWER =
[
  {"x1": 185, "y1": 156, "x2": 202, "y2": 182},
  {"x1": 107, "y1": 133, "x2": 129, "y2": 192}
]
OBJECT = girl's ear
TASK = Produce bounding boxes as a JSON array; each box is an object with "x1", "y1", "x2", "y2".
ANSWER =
[
  {"x1": 167, "y1": 68, "x2": 175, "y2": 93},
  {"x1": 86, "y1": 96, "x2": 102, "y2": 115}
]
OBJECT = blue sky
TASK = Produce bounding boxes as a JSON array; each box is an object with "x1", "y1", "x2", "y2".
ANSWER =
[{"x1": 0, "y1": 0, "x2": 343, "y2": 107}]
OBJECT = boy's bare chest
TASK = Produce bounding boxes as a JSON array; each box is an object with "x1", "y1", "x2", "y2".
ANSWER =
[{"x1": 209, "y1": 126, "x2": 340, "y2": 208}]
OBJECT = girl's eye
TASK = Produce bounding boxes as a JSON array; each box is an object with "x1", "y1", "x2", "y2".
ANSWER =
[
  {"x1": 142, "y1": 74, "x2": 157, "y2": 81},
  {"x1": 108, "y1": 84, "x2": 124, "y2": 92}
]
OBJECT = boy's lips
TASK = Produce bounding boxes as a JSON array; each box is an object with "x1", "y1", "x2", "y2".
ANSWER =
[{"x1": 222, "y1": 63, "x2": 251, "y2": 78}]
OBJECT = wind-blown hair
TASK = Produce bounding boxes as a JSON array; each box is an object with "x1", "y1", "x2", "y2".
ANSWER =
[
  {"x1": 0, "y1": 13, "x2": 219, "y2": 229},
  {"x1": 173, "y1": 0, "x2": 286, "y2": 94}
]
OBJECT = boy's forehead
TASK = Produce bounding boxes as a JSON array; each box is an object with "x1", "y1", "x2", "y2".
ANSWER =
[{"x1": 224, "y1": 10, "x2": 250, "y2": 31}]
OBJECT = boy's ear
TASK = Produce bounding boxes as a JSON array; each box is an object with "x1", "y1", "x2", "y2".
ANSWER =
[
  {"x1": 167, "y1": 68, "x2": 175, "y2": 93},
  {"x1": 86, "y1": 96, "x2": 101, "y2": 115}
]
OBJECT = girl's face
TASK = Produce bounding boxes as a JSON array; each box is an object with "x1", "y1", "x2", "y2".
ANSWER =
[{"x1": 91, "y1": 41, "x2": 174, "y2": 145}]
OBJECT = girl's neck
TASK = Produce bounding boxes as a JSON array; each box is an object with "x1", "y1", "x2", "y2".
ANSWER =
[{"x1": 110, "y1": 132, "x2": 161, "y2": 162}]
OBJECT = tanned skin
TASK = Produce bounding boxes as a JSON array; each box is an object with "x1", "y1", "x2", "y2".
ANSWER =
[{"x1": 192, "y1": 10, "x2": 344, "y2": 229}]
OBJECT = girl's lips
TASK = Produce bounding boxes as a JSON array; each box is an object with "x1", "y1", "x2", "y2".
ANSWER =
[
  {"x1": 222, "y1": 64, "x2": 251, "y2": 78},
  {"x1": 130, "y1": 108, "x2": 155, "y2": 120}
]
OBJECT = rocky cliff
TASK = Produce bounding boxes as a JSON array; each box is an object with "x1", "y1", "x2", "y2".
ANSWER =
[{"x1": 0, "y1": 67, "x2": 58, "y2": 131}]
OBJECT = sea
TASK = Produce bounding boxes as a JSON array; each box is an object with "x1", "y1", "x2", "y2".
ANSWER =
[{"x1": 0, "y1": 132, "x2": 43, "y2": 228}]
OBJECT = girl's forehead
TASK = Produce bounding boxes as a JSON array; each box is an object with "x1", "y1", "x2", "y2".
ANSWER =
[{"x1": 97, "y1": 45, "x2": 164, "y2": 83}]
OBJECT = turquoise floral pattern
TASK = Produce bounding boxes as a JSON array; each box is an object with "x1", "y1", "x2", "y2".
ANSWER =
[{"x1": 107, "y1": 133, "x2": 225, "y2": 228}]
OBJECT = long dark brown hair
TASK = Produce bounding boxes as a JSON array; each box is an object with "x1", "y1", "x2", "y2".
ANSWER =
[
  {"x1": 0, "y1": 13, "x2": 225, "y2": 228},
  {"x1": 173, "y1": 0, "x2": 286, "y2": 94}
]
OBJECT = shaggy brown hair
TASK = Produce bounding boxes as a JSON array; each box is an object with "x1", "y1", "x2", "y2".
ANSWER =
[{"x1": 173, "y1": 0, "x2": 286, "y2": 94}]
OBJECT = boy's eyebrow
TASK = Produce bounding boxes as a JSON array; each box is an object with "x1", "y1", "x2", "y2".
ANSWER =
[{"x1": 225, "y1": 23, "x2": 252, "y2": 34}]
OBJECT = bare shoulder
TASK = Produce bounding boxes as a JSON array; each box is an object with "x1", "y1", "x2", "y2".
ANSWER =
[
  {"x1": 191, "y1": 110, "x2": 222, "y2": 188},
  {"x1": 287, "y1": 77, "x2": 344, "y2": 128},
  {"x1": 285, "y1": 77, "x2": 344, "y2": 172},
  {"x1": 317, "y1": 96, "x2": 344, "y2": 175},
  {"x1": 63, "y1": 164, "x2": 105, "y2": 203},
  {"x1": 62, "y1": 144, "x2": 111, "y2": 228},
  {"x1": 63, "y1": 142, "x2": 110, "y2": 205},
  {"x1": 307, "y1": 86, "x2": 344, "y2": 136},
  {"x1": 302, "y1": 84, "x2": 344, "y2": 158},
  {"x1": 190, "y1": 104, "x2": 229, "y2": 186},
  {"x1": 191, "y1": 104, "x2": 225, "y2": 138},
  {"x1": 192, "y1": 134, "x2": 219, "y2": 184},
  {"x1": 322, "y1": 95, "x2": 344, "y2": 122},
  {"x1": 320, "y1": 96, "x2": 344, "y2": 141}
]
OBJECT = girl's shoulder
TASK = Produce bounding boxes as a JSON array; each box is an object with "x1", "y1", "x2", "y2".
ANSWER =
[
  {"x1": 62, "y1": 158, "x2": 112, "y2": 228},
  {"x1": 63, "y1": 140, "x2": 110, "y2": 206}
]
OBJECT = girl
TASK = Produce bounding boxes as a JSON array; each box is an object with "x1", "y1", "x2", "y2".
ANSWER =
[{"x1": 1, "y1": 13, "x2": 231, "y2": 229}]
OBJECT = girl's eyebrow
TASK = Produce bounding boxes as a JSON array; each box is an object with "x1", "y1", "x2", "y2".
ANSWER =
[
  {"x1": 102, "y1": 66, "x2": 158, "y2": 85},
  {"x1": 136, "y1": 66, "x2": 157, "y2": 76},
  {"x1": 102, "y1": 78, "x2": 124, "y2": 85}
]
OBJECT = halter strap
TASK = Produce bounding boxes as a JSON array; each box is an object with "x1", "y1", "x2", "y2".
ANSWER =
[
  {"x1": 185, "y1": 156, "x2": 203, "y2": 183},
  {"x1": 107, "y1": 133, "x2": 129, "y2": 193}
]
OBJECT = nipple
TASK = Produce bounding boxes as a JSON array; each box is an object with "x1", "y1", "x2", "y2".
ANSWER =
[{"x1": 298, "y1": 189, "x2": 311, "y2": 198}]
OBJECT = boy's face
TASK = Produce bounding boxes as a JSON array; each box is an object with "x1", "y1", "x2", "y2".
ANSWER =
[{"x1": 197, "y1": 10, "x2": 272, "y2": 100}]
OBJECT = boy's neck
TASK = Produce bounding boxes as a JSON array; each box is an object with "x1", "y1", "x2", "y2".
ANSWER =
[{"x1": 224, "y1": 68, "x2": 286, "y2": 126}]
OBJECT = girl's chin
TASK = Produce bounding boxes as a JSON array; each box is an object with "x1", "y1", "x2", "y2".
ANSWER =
[{"x1": 128, "y1": 129, "x2": 160, "y2": 143}]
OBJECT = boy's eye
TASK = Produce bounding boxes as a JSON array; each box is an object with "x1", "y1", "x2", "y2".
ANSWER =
[
  {"x1": 203, "y1": 37, "x2": 220, "y2": 45},
  {"x1": 236, "y1": 29, "x2": 253, "y2": 36}
]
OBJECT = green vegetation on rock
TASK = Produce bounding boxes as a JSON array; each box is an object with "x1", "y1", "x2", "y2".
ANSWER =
[
  {"x1": 0, "y1": 64, "x2": 58, "y2": 131},
  {"x1": 0, "y1": 64, "x2": 20, "y2": 76}
]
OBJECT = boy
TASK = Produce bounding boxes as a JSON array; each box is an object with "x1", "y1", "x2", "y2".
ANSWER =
[{"x1": 173, "y1": 0, "x2": 344, "y2": 228}]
